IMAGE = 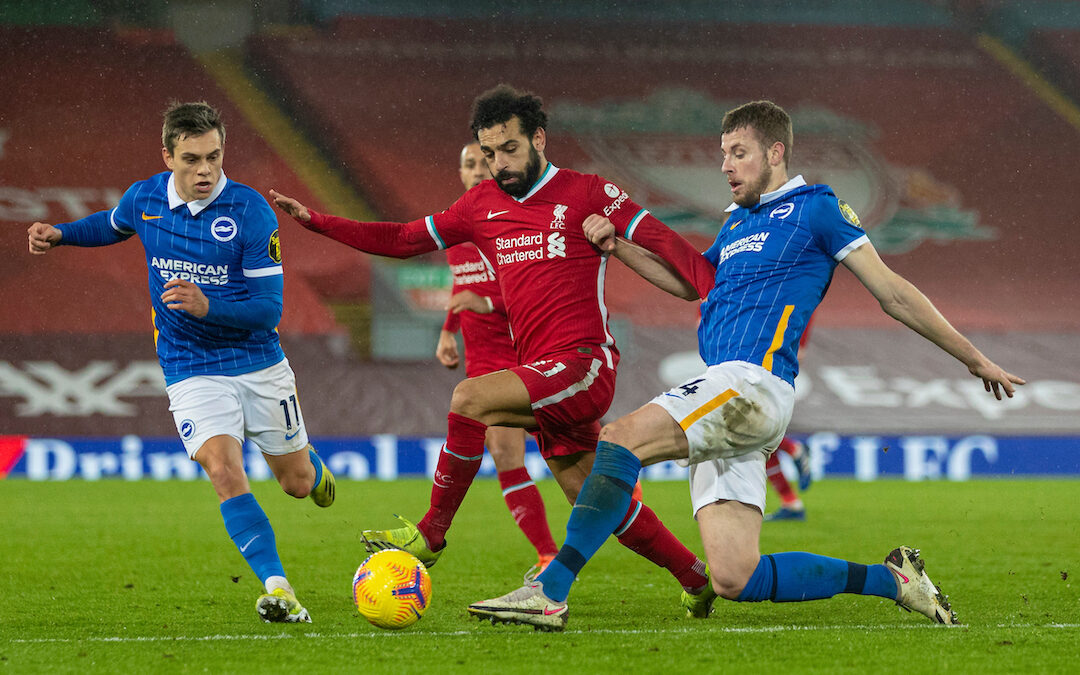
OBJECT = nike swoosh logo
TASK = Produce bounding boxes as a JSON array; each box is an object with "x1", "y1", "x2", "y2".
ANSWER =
[
  {"x1": 543, "y1": 607, "x2": 564, "y2": 615},
  {"x1": 895, "y1": 571, "x2": 910, "y2": 584},
  {"x1": 285, "y1": 429, "x2": 302, "y2": 441},
  {"x1": 240, "y1": 535, "x2": 260, "y2": 553},
  {"x1": 487, "y1": 209, "x2": 510, "y2": 219},
  {"x1": 141, "y1": 212, "x2": 163, "y2": 220}
]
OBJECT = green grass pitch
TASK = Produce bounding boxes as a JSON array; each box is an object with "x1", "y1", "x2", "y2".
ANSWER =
[{"x1": 2, "y1": 477, "x2": 1077, "y2": 673}]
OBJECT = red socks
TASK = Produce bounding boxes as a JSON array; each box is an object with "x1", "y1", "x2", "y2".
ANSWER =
[
  {"x1": 418, "y1": 412, "x2": 487, "y2": 550},
  {"x1": 767, "y1": 451, "x2": 800, "y2": 505},
  {"x1": 615, "y1": 500, "x2": 709, "y2": 591},
  {"x1": 498, "y1": 467, "x2": 558, "y2": 557}
]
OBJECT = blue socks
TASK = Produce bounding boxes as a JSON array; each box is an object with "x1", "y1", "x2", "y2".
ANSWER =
[
  {"x1": 537, "y1": 441, "x2": 642, "y2": 603},
  {"x1": 532, "y1": 441, "x2": 900, "y2": 608},
  {"x1": 220, "y1": 492, "x2": 285, "y2": 584},
  {"x1": 736, "y1": 552, "x2": 898, "y2": 602},
  {"x1": 309, "y1": 449, "x2": 323, "y2": 489}
]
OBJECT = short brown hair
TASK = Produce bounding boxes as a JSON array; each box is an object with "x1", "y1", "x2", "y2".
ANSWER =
[
  {"x1": 721, "y1": 100, "x2": 792, "y2": 167},
  {"x1": 161, "y1": 101, "x2": 225, "y2": 155}
]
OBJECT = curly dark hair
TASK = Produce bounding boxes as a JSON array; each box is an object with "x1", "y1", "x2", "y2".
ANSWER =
[
  {"x1": 162, "y1": 101, "x2": 225, "y2": 155},
  {"x1": 469, "y1": 84, "x2": 548, "y2": 140},
  {"x1": 721, "y1": 100, "x2": 792, "y2": 167}
]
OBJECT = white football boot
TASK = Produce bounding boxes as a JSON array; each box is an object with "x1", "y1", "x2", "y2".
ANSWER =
[
  {"x1": 467, "y1": 581, "x2": 568, "y2": 631},
  {"x1": 884, "y1": 546, "x2": 958, "y2": 624}
]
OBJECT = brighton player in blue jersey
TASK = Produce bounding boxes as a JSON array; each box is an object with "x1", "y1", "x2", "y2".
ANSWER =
[
  {"x1": 468, "y1": 100, "x2": 1024, "y2": 631},
  {"x1": 26, "y1": 101, "x2": 335, "y2": 624}
]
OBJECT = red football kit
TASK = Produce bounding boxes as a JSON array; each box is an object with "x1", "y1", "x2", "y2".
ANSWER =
[
  {"x1": 305, "y1": 164, "x2": 713, "y2": 592},
  {"x1": 443, "y1": 243, "x2": 517, "y2": 378},
  {"x1": 302, "y1": 164, "x2": 714, "y2": 456}
]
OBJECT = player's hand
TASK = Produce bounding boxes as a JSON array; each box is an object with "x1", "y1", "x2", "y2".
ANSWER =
[
  {"x1": 161, "y1": 278, "x2": 210, "y2": 318},
  {"x1": 436, "y1": 329, "x2": 460, "y2": 368},
  {"x1": 269, "y1": 189, "x2": 311, "y2": 222},
  {"x1": 583, "y1": 214, "x2": 616, "y2": 252},
  {"x1": 968, "y1": 359, "x2": 1026, "y2": 400},
  {"x1": 27, "y1": 222, "x2": 62, "y2": 255},
  {"x1": 448, "y1": 290, "x2": 492, "y2": 315}
]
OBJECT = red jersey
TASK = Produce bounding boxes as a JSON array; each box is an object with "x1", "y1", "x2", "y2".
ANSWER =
[
  {"x1": 304, "y1": 164, "x2": 714, "y2": 368},
  {"x1": 443, "y1": 243, "x2": 517, "y2": 377}
]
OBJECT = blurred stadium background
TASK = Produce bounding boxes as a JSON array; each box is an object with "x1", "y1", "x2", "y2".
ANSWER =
[{"x1": 1, "y1": 0, "x2": 1077, "y2": 483}]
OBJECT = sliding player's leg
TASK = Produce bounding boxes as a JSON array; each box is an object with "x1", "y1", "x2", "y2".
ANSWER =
[{"x1": 697, "y1": 492, "x2": 956, "y2": 623}]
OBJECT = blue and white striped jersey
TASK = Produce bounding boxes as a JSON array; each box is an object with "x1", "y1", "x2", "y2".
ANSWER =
[
  {"x1": 699, "y1": 176, "x2": 868, "y2": 385},
  {"x1": 56, "y1": 171, "x2": 285, "y2": 385}
]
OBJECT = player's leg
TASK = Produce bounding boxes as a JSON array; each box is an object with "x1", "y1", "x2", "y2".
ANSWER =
[
  {"x1": 526, "y1": 363, "x2": 788, "y2": 615},
  {"x1": 784, "y1": 436, "x2": 813, "y2": 491},
  {"x1": 763, "y1": 450, "x2": 804, "y2": 521},
  {"x1": 695, "y1": 452, "x2": 956, "y2": 623},
  {"x1": 488, "y1": 425, "x2": 558, "y2": 574},
  {"x1": 467, "y1": 406, "x2": 705, "y2": 630},
  {"x1": 170, "y1": 376, "x2": 293, "y2": 605},
  {"x1": 216, "y1": 361, "x2": 322, "y2": 621},
  {"x1": 672, "y1": 366, "x2": 942, "y2": 619},
  {"x1": 535, "y1": 403, "x2": 698, "y2": 604},
  {"x1": 190, "y1": 432, "x2": 309, "y2": 622},
  {"x1": 263, "y1": 444, "x2": 329, "y2": 500},
  {"x1": 363, "y1": 369, "x2": 536, "y2": 565},
  {"x1": 241, "y1": 359, "x2": 334, "y2": 508}
]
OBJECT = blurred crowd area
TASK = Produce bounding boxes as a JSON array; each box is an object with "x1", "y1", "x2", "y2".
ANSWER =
[{"x1": 1, "y1": 0, "x2": 1077, "y2": 440}]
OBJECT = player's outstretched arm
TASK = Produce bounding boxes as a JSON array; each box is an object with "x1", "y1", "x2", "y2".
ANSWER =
[
  {"x1": 27, "y1": 222, "x2": 62, "y2": 254},
  {"x1": 269, "y1": 189, "x2": 310, "y2": 222},
  {"x1": 842, "y1": 242, "x2": 1025, "y2": 399},
  {"x1": 269, "y1": 189, "x2": 441, "y2": 259}
]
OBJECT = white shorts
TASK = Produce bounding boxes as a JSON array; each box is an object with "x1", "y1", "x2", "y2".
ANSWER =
[
  {"x1": 650, "y1": 360, "x2": 795, "y2": 515},
  {"x1": 166, "y1": 358, "x2": 310, "y2": 459}
]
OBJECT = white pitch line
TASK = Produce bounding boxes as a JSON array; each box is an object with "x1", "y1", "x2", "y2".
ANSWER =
[{"x1": 8, "y1": 623, "x2": 1079, "y2": 644}]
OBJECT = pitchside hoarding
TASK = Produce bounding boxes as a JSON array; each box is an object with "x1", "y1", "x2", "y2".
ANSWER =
[{"x1": 1, "y1": 433, "x2": 1076, "y2": 482}]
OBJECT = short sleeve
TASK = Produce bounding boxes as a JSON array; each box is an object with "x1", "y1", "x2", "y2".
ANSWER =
[
  {"x1": 810, "y1": 194, "x2": 870, "y2": 262},
  {"x1": 110, "y1": 184, "x2": 139, "y2": 235},
  {"x1": 585, "y1": 175, "x2": 650, "y2": 238},
  {"x1": 242, "y1": 197, "x2": 283, "y2": 278}
]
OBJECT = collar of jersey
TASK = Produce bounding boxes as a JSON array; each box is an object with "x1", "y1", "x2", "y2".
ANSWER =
[
  {"x1": 723, "y1": 174, "x2": 807, "y2": 213},
  {"x1": 167, "y1": 171, "x2": 228, "y2": 215},
  {"x1": 513, "y1": 162, "x2": 559, "y2": 203}
]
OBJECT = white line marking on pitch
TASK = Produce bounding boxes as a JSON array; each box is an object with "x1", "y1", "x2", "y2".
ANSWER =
[{"x1": 9, "y1": 623, "x2": 1079, "y2": 644}]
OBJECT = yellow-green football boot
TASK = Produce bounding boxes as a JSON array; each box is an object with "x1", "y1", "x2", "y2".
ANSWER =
[
  {"x1": 256, "y1": 588, "x2": 311, "y2": 623},
  {"x1": 361, "y1": 515, "x2": 444, "y2": 568},
  {"x1": 680, "y1": 566, "x2": 718, "y2": 618}
]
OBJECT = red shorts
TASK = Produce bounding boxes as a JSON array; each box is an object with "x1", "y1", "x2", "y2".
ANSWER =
[{"x1": 510, "y1": 352, "x2": 616, "y2": 459}]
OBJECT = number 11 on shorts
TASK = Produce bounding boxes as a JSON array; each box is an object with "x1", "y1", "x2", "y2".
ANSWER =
[{"x1": 279, "y1": 394, "x2": 300, "y2": 429}]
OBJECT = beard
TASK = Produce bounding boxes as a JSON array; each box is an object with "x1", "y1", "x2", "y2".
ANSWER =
[
  {"x1": 494, "y1": 145, "x2": 542, "y2": 198},
  {"x1": 733, "y1": 162, "x2": 774, "y2": 208}
]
